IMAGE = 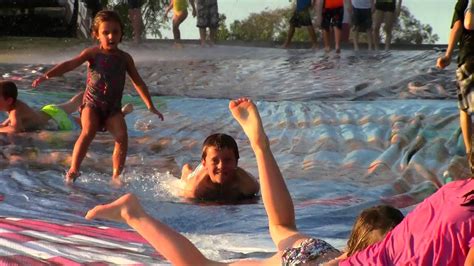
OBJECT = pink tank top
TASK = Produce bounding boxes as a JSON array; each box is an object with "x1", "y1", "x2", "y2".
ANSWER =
[{"x1": 340, "y1": 179, "x2": 474, "y2": 265}]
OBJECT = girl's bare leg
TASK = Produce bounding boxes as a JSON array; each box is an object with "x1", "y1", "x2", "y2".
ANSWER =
[
  {"x1": 67, "y1": 106, "x2": 100, "y2": 183},
  {"x1": 172, "y1": 11, "x2": 188, "y2": 46},
  {"x1": 85, "y1": 193, "x2": 213, "y2": 265},
  {"x1": 229, "y1": 98, "x2": 298, "y2": 249},
  {"x1": 105, "y1": 113, "x2": 128, "y2": 185}
]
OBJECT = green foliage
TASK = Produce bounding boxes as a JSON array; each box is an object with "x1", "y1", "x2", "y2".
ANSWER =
[
  {"x1": 220, "y1": 6, "x2": 320, "y2": 42},
  {"x1": 104, "y1": 0, "x2": 171, "y2": 40},
  {"x1": 216, "y1": 14, "x2": 231, "y2": 41},
  {"x1": 218, "y1": 5, "x2": 438, "y2": 45},
  {"x1": 391, "y1": 6, "x2": 439, "y2": 44}
]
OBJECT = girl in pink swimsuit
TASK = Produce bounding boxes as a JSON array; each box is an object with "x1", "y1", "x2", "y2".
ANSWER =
[{"x1": 33, "y1": 10, "x2": 164, "y2": 185}]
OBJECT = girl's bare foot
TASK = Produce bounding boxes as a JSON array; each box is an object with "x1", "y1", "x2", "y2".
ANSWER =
[
  {"x1": 85, "y1": 193, "x2": 143, "y2": 222},
  {"x1": 228, "y1": 98, "x2": 267, "y2": 148},
  {"x1": 110, "y1": 177, "x2": 124, "y2": 188},
  {"x1": 65, "y1": 169, "x2": 80, "y2": 184}
]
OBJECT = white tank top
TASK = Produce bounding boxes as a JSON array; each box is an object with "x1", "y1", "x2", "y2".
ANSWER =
[{"x1": 351, "y1": 0, "x2": 371, "y2": 9}]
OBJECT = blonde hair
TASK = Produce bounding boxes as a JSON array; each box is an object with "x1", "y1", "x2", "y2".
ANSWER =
[{"x1": 346, "y1": 205, "x2": 404, "y2": 256}]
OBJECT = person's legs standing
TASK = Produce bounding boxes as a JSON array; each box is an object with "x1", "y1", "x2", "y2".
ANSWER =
[
  {"x1": 67, "y1": 106, "x2": 100, "y2": 182},
  {"x1": 372, "y1": 10, "x2": 383, "y2": 50},
  {"x1": 128, "y1": 0, "x2": 144, "y2": 44},
  {"x1": 196, "y1": 0, "x2": 208, "y2": 46},
  {"x1": 283, "y1": 25, "x2": 296, "y2": 48},
  {"x1": 208, "y1": 0, "x2": 218, "y2": 45},
  {"x1": 383, "y1": 11, "x2": 395, "y2": 50},
  {"x1": 173, "y1": 10, "x2": 188, "y2": 46}
]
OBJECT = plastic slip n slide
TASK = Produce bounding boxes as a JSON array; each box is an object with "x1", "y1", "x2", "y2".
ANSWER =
[{"x1": 0, "y1": 217, "x2": 164, "y2": 265}]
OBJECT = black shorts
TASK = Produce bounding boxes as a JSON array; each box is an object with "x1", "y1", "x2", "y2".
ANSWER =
[
  {"x1": 352, "y1": 8, "x2": 372, "y2": 32},
  {"x1": 290, "y1": 10, "x2": 312, "y2": 28},
  {"x1": 127, "y1": 0, "x2": 142, "y2": 9},
  {"x1": 321, "y1": 7, "x2": 344, "y2": 30},
  {"x1": 375, "y1": 2, "x2": 395, "y2": 12}
]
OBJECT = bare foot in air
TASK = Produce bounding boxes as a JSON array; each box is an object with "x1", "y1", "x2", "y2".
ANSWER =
[
  {"x1": 229, "y1": 98, "x2": 268, "y2": 148},
  {"x1": 85, "y1": 193, "x2": 144, "y2": 222}
]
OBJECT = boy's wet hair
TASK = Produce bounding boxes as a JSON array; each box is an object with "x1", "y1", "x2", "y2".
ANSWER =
[
  {"x1": 346, "y1": 205, "x2": 404, "y2": 256},
  {"x1": 0, "y1": 81, "x2": 18, "y2": 104},
  {"x1": 201, "y1": 133, "x2": 240, "y2": 161},
  {"x1": 91, "y1": 10, "x2": 124, "y2": 41}
]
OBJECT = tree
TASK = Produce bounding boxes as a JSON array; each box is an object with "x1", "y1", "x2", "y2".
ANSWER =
[
  {"x1": 219, "y1": 5, "x2": 439, "y2": 45},
  {"x1": 385, "y1": 6, "x2": 439, "y2": 45},
  {"x1": 104, "y1": 0, "x2": 171, "y2": 39}
]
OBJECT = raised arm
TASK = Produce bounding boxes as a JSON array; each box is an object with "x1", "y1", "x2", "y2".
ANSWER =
[
  {"x1": 437, "y1": 19, "x2": 463, "y2": 69},
  {"x1": 229, "y1": 98, "x2": 309, "y2": 250},
  {"x1": 125, "y1": 53, "x2": 164, "y2": 120},
  {"x1": 32, "y1": 48, "x2": 92, "y2": 88}
]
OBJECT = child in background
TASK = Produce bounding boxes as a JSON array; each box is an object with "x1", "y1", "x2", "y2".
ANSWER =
[
  {"x1": 164, "y1": 0, "x2": 197, "y2": 47},
  {"x1": 349, "y1": 0, "x2": 373, "y2": 51},
  {"x1": 372, "y1": 0, "x2": 402, "y2": 50},
  {"x1": 32, "y1": 10, "x2": 164, "y2": 185},
  {"x1": 283, "y1": 0, "x2": 319, "y2": 49},
  {"x1": 0, "y1": 81, "x2": 82, "y2": 133},
  {"x1": 319, "y1": 0, "x2": 347, "y2": 53}
]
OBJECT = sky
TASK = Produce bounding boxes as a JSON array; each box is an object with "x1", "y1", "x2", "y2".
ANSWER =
[{"x1": 159, "y1": 0, "x2": 455, "y2": 44}]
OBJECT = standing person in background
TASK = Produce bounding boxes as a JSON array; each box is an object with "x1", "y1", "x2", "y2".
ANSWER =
[
  {"x1": 319, "y1": 0, "x2": 346, "y2": 53},
  {"x1": 283, "y1": 0, "x2": 319, "y2": 49},
  {"x1": 350, "y1": 0, "x2": 374, "y2": 51},
  {"x1": 128, "y1": 0, "x2": 145, "y2": 44},
  {"x1": 189, "y1": 0, "x2": 218, "y2": 47},
  {"x1": 437, "y1": 0, "x2": 474, "y2": 173},
  {"x1": 164, "y1": 0, "x2": 197, "y2": 48},
  {"x1": 372, "y1": 0, "x2": 402, "y2": 51}
]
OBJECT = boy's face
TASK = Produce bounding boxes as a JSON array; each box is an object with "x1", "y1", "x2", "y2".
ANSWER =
[
  {"x1": 202, "y1": 147, "x2": 238, "y2": 185},
  {"x1": 96, "y1": 21, "x2": 122, "y2": 51},
  {"x1": 0, "y1": 95, "x2": 13, "y2": 112}
]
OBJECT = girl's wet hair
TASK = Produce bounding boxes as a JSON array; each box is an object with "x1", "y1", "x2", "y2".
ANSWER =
[
  {"x1": 346, "y1": 205, "x2": 404, "y2": 256},
  {"x1": 0, "y1": 81, "x2": 18, "y2": 104},
  {"x1": 91, "y1": 10, "x2": 124, "y2": 41},
  {"x1": 201, "y1": 133, "x2": 240, "y2": 161}
]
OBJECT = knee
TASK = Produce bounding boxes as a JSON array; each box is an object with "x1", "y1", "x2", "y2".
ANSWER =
[
  {"x1": 80, "y1": 128, "x2": 97, "y2": 141},
  {"x1": 114, "y1": 131, "x2": 128, "y2": 144}
]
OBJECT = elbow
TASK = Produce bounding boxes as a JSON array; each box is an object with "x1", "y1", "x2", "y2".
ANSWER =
[{"x1": 465, "y1": 20, "x2": 474, "y2": 31}]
